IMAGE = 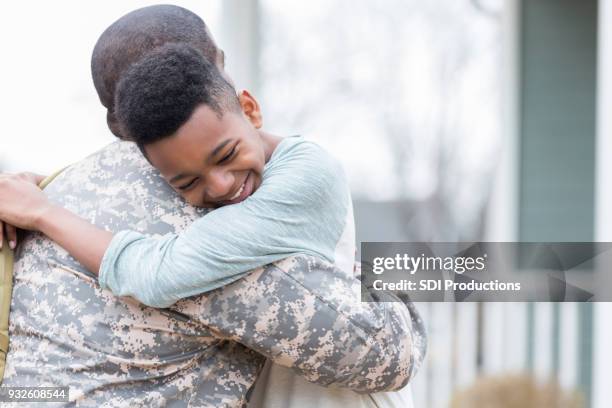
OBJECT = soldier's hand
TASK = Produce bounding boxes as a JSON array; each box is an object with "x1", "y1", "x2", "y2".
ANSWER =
[{"x1": 16, "y1": 171, "x2": 47, "y2": 186}]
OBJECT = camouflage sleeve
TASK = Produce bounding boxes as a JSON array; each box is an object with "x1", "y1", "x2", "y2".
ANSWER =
[{"x1": 172, "y1": 255, "x2": 426, "y2": 393}]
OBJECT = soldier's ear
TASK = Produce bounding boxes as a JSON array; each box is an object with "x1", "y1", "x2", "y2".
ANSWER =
[{"x1": 107, "y1": 110, "x2": 125, "y2": 139}]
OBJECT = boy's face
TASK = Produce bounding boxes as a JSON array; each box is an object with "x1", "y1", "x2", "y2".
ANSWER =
[{"x1": 143, "y1": 91, "x2": 274, "y2": 208}]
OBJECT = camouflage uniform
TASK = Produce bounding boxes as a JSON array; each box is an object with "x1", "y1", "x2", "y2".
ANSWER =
[{"x1": 3, "y1": 141, "x2": 426, "y2": 407}]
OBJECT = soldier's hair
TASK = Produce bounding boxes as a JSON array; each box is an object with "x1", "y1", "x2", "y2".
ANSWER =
[
  {"x1": 115, "y1": 43, "x2": 240, "y2": 148},
  {"x1": 91, "y1": 5, "x2": 218, "y2": 138}
]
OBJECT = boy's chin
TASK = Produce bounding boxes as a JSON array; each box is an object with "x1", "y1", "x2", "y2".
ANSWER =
[
  {"x1": 182, "y1": 197, "x2": 216, "y2": 209},
  {"x1": 198, "y1": 202, "x2": 219, "y2": 209}
]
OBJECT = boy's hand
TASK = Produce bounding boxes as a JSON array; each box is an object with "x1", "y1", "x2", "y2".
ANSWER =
[{"x1": 0, "y1": 173, "x2": 50, "y2": 248}]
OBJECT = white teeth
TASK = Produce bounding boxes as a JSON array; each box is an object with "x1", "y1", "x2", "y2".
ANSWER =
[{"x1": 230, "y1": 183, "x2": 245, "y2": 200}]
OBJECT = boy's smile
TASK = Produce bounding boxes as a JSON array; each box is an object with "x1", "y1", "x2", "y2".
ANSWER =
[
  {"x1": 218, "y1": 170, "x2": 255, "y2": 206},
  {"x1": 143, "y1": 92, "x2": 278, "y2": 208}
]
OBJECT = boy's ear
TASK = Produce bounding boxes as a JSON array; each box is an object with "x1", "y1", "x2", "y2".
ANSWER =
[{"x1": 238, "y1": 90, "x2": 263, "y2": 129}]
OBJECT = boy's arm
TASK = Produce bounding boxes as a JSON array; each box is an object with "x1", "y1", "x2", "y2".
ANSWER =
[
  {"x1": 98, "y1": 142, "x2": 351, "y2": 308},
  {"x1": 172, "y1": 254, "x2": 427, "y2": 393}
]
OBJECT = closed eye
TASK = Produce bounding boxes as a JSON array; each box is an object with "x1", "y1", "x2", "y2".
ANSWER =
[
  {"x1": 178, "y1": 178, "x2": 198, "y2": 191},
  {"x1": 218, "y1": 146, "x2": 236, "y2": 164}
]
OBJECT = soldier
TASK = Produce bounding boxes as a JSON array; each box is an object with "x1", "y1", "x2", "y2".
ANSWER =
[{"x1": 0, "y1": 5, "x2": 426, "y2": 407}]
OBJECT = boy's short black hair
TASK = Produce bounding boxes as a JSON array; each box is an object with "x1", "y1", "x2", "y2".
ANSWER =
[{"x1": 115, "y1": 43, "x2": 240, "y2": 147}]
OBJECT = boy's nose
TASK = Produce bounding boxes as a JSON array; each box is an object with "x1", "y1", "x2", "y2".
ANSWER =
[{"x1": 205, "y1": 170, "x2": 234, "y2": 200}]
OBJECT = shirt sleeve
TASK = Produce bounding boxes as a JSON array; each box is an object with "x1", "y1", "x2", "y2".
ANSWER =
[
  {"x1": 98, "y1": 140, "x2": 350, "y2": 308},
  {"x1": 171, "y1": 255, "x2": 426, "y2": 392}
]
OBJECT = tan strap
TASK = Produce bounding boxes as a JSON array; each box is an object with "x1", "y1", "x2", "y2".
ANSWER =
[
  {"x1": 0, "y1": 240, "x2": 13, "y2": 352},
  {"x1": 0, "y1": 166, "x2": 68, "y2": 383},
  {"x1": 39, "y1": 167, "x2": 69, "y2": 189}
]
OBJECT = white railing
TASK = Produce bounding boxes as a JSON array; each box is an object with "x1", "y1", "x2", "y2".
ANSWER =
[{"x1": 410, "y1": 302, "x2": 589, "y2": 408}]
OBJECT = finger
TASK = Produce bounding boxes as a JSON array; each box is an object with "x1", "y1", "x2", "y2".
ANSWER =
[
  {"x1": 17, "y1": 172, "x2": 46, "y2": 185},
  {"x1": 0, "y1": 220, "x2": 3, "y2": 248},
  {"x1": 32, "y1": 172, "x2": 46, "y2": 185},
  {"x1": 7, "y1": 224, "x2": 17, "y2": 249}
]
